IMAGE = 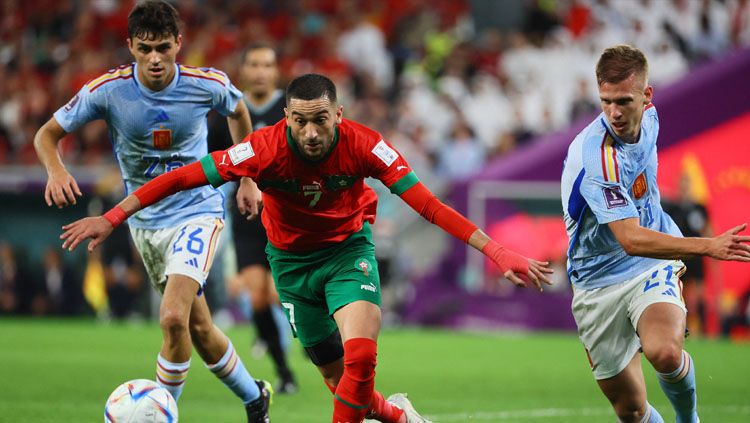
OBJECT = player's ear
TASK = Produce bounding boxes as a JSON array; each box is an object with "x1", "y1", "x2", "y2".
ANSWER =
[
  {"x1": 336, "y1": 105, "x2": 343, "y2": 124},
  {"x1": 284, "y1": 108, "x2": 289, "y2": 120},
  {"x1": 175, "y1": 34, "x2": 183, "y2": 53},
  {"x1": 644, "y1": 85, "x2": 653, "y2": 104}
]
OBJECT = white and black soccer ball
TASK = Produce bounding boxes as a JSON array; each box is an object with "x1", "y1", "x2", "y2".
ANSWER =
[{"x1": 104, "y1": 379, "x2": 178, "y2": 423}]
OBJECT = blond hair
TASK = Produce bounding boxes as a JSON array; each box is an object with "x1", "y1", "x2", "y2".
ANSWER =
[{"x1": 596, "y1": 45, "x2": 649, "y2": 86}]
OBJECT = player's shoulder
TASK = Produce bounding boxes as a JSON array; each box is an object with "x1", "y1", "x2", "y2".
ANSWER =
[
  {"x1": 642, "y1": 103, "x2": 659, "y2": 127},
  {"x1": 85, "y1": 63, "x2": 135, "y2": 93},
  {"x1": 247, "y1": 118, "x2": 287, "y2": 148},
  {"x1": 339, "y1": 118, "x2": 382, "y2": 144},
  {"x1": 178, "y1": 64, "x2": 231, "y2": 90},
  {"x1": 568, "y1": 113, "x2": 608, "y2": 162}
]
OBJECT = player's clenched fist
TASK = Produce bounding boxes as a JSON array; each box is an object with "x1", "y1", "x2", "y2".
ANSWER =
[{"x1": 60, "y1": 216, "x2": 114, "y2": 252}]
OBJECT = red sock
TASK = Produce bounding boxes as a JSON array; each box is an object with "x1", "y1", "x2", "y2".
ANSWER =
[
  {"x1": 332, "y1": 338, "x2": 377, "y2": 423},
  {"x1": 368, "y1": 390, "x2": 405, "y2": 423}
]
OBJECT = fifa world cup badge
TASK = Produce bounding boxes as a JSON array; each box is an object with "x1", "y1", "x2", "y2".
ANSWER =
[{"x1": 152, "y1": 127, "x2": 172, "y2": 150}]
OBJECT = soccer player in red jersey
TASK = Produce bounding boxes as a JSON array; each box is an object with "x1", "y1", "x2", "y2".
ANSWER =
[{"x1": 61, "y1": 74, "x2": 554, "y2": 423}]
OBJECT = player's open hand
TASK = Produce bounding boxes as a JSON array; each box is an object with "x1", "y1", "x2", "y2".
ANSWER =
[
  {"x1": 501, "y1": 257, "x2": 554, "y2": 292},
  {"x1": 236, "y1": 177, "x2": 262, "y2": 220},
  {"x1": 60, "y1": 216, "x2": 114, "y2": 253},
  {"x1": 45, "y1": 168, "x2": 82, "y2": 208},
  {"x1": 484, "y1": 242, "x2": 554, "y2": 291},
  {"x1": 707, "y1": 223, "x2": 750, "y2": 262}
]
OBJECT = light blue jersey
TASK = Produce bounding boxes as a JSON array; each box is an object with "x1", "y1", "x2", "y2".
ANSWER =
[
  {"x1": 561, "y1": 105, "x2": 682, "y2": 290},
  {"x1": 54, "y1": 63, "x2": 242, "y2": 229}
]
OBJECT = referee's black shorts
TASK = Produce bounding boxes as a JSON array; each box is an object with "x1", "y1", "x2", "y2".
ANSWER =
[{"x1": 230, "y1": 202, "x2": 270, "y2": 269}]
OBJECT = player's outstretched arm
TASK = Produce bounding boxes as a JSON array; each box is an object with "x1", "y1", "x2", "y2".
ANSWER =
[
  {"x1": 34, "y1": 117, "x2": 82, "y2": 208},
  {"x1": 609, "y1": 218, "x2": 750, "y2": 261},
  {"x1": 398, "y1": 182, "x2": 554, "y2": 290},
  {"x1": 60, "y1": 161, "x2": 210, "y2": 252}
]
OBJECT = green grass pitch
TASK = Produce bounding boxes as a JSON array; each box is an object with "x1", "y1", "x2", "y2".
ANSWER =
[{"x1": 1, "y1": 318, "x2": 748, "y2": 422}]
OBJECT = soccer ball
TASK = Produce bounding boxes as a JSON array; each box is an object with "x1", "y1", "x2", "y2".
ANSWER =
[{"x1": 104, "y1": 379, "x2": 178, "y2": 422}]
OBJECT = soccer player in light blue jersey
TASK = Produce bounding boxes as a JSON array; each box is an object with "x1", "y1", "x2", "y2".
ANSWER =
[
  {"x1": 33, "y1": 1, "x2": 270, "y2": 421},
  {"x1": 561, "y1": 44, "x2": 750, "y2": 423}
]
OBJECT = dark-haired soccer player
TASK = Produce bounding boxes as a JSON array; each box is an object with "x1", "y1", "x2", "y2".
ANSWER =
[
  {"x1": 34, "y1": 1, "x2": 270, "y2": 421},
  {"x1": 61, "y1": 73, "x2": 554, "y2": 423},
  {"x1": 561, "y1": 44, "x2": 750, "y2": 423}
]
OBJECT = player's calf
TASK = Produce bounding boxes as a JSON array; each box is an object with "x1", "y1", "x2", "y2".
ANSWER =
[{"x1": 656, "y1": 350, "x2": 698, "y2": 423}]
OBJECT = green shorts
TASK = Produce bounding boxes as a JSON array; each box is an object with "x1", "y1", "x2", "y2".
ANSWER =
[{"x1": 266, "y1": 222, "x2": 381, "y2": 347}]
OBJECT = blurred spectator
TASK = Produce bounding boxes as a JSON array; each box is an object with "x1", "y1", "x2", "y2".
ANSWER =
[
  {"x1": 569, "y1": 77, "x2": 598, "y2": 122},
  {"x1": 689, "y1": 5, "x2": 729, "y2": 64},
  {"x1": 437, "y1": 120, "x2": 485, "y2": 181},
  {"x1": 39, "y1": 247, "x2": 83, "y2": 315},
  {"x1": 0, "y1": 242, "x2": 35, "y2": 314}
]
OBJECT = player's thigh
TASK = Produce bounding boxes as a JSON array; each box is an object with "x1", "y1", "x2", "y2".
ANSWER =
[
  {"x1": 324, "y1": 248, "x2": 382, "y2": 315},
  {"x1": 333, "y1": 300, "x2": 381, "y2": 342},
  {"x1": 572, "y1": 282, "x2": 641, "y2": 380},
  {"x1": 130, "y1": 217, "x2": 224, "y2": 294},
  {"x1": 630, "y1": 261, "x2": 687, "y2": 363},
  {"x1": 278, "y1": 295, "x2": 338, "y2": 348},
  {"x1": 268, "y1": 256, "x2": 337, "y2": 348},
  {"x1": 637, "y1": 302, "x2": 686, "y2": 369},
  {"x1": 164, "y1": 217, "x2": 224, "y2": 293},
  {"x1": 161, "y1": 274, "x2": 202, "y2": 324}
]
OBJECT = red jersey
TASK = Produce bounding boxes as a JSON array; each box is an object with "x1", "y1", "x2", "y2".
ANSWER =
[{"x1": 200, "y1": 119, "x2": 418, "y2": 251}]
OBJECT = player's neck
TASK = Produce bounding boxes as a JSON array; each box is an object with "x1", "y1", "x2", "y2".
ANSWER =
[{"x1": 621, "y1": 130, "x2": 641, "y2": 144}]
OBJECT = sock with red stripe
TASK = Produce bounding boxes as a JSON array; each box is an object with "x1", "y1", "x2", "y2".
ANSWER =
[
  {"x1": 156, "y1": 354, "x2": 190, "y2": 401},
  {"x1": 333, "y1": 338, "x2": 377, "y2": 423},
  {"x1": 657, "y1": 350, "x2": 697, "y2": 423},
  {"x1": 206, "y1": 340, "x2": 260, "y2": 404}
]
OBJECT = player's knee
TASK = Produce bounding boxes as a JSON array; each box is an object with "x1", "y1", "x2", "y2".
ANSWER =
[
  {"x1": 343, "y1": 338, "x2": 377, "y2": 380},
  {"x1": 251, "y1": 293, "x2": 270, "y2": 311},
  {"x1": 159, "y1": 309, "x2": 188, "y2": 335},
  {"x1": 644, "y1": 343, "x2": 682, "y2": 373}
]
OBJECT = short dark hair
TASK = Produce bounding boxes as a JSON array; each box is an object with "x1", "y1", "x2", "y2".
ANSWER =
[
  {"x1": 286, "y1": 74, "x2": 337, "y2": 105},
  {"x1": 128, "y1": 0, "x2": 181, "y2": 41},
  {"x1": 242, "y1": 43, "x2": 277, "y2": 60},
  {"x1": 596, "y1": 45, "x2": 649, "y2": 86}
]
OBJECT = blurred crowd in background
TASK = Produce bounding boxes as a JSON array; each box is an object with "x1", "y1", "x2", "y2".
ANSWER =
[{"x1": 2, "y1": 0, "x2": 750, "y2": 334}]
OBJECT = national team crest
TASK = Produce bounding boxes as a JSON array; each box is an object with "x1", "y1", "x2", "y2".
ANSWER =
[
  {"x1": 632, "y1": 173, "x2": 648, "y2": 199},
  {"x1": 152, "y1": 127, "x2": 172, "y2": 150},
  {"x1": 356, "y1": 258, "x2": 372, "y2": 277}
]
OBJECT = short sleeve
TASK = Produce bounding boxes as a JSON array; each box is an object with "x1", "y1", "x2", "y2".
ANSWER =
[
  {"x1": 208, "y1": 70, "x2": 242, "y2": 117},
  {"x1": 365, "y1": 138, "x2": 419, "y2": 195},
  {"x1": 580, "y1": 138, "x2": 639, "y2": 224},
  {"x1": 200, "y1": 133, "x2": 263, "y2": 187},
  {"x1": 53, "y1": 85, "x2": 105, "y2": 133}
]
